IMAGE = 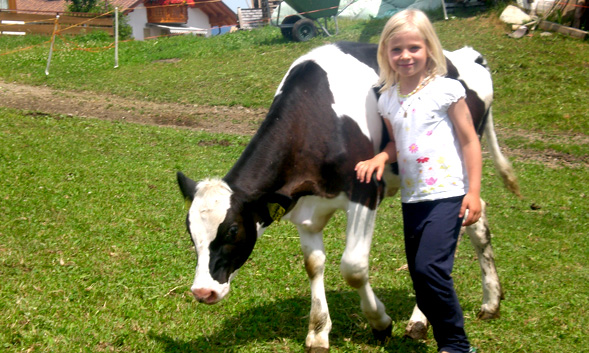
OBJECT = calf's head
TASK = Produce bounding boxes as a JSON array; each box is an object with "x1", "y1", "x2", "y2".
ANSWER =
[{"x1": 176, "y1": 171, "x2": 290, "y2": 304}]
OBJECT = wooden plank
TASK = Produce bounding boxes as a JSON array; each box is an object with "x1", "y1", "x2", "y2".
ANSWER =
[
  {"x1": 146, "y1": 6, "x2": 187, "y2": 24},
  {"x1": 0, "y1": 23, "x2": 113, "y2": 35},
  {"x1": 539, "y1": 20, "x2": 588, "y2": 39},
  {"x1": 0, "y1": 11, "x2": 113, "y2": 36},
  {"x1": 0, "y1": 12, "x2": 57, "y2": 23},
  {"x1": 0, "y1": 23, "x2": 59, "y2": 34},
  {"x1": 58, "y1": 26, "x2": 114, "y2": 35},
  {"x1": 0, "y1": 12, "x2": 112, "y2": 26},
  {"x1": 56, "y1": 15, "x2": 113, "y2": 26},
  {"x1": 238, "y1": 8, "x2": 264, "y2": 29}
]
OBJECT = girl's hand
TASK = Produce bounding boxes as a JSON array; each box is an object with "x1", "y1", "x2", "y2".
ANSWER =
[
  {"x1": 355, "y1": 157, "x2": 385, "y2": 183},
  {"x1": 460, "y1": 192, "x2": 482, "y2": 226},
  {"x1": 355, "y1": 138, "x2": 396, "y2": 183}
]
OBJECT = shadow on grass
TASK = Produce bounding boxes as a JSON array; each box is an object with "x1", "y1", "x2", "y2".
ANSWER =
[{"x1": 150, "y1": 288, "x2": 428, "y2": 352}]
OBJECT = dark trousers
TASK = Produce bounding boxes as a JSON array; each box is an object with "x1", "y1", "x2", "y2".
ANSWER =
[{"x1": 402, "y1": 196, "x2": 470, "y2": 353}]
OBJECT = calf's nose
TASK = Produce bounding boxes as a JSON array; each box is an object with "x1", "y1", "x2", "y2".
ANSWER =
[{"x1": 191, "y1": 287, "x2": 218, "y2": 304}]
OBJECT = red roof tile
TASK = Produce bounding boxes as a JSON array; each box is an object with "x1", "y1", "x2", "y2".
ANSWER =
[
  {"x1": 14, "y1": 0, "x2": 235, "y2": 25},
  {"x1": 15, "y1": 0, "x2": 144, "y2": 14}
]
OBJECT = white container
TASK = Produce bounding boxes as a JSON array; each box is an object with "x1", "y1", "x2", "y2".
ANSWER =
[{"x1": 533, "y1": 0, "x2": 556, "y2": 15}]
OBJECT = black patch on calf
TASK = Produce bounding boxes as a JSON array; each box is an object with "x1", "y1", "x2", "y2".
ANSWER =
[
  {"x1": 474, "y1": 54, "x2": 488, "y2": 69},
  {"x1": 226, "y1": 57, "x2": 384, "y2": 214},
  {"x1": 446, "y1": 57, "x2": 460, "y2": 80},
  {"x1": 178, "y1": 172, "x2": 197, "y2": 249},
  {"x1": 208, "y1": 201, "x2": 257, "y2": 284},
  {"x1": 337, "y1": 115, "x2": 386, "y2": 209},
  {"x1": 445, "y1": 58, "x2": 488, "y2": 137},
  {"x1": 185, "y1": 215, "x2": 194, "y2": 244},
  {"x1": 335, "y1": 41, "x2": 379, "y2": 73},
  {"x1": 224, "y1": 60, "x2": 344, "y2": 201}
]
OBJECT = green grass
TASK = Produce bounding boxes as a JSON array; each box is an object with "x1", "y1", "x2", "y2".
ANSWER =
[
  {"x1": 1, "y1": 107, "x2": 588, "y2": 352},
  {"x1": 1, "y1": 12, "x2": 588, "y2": 132},
  {"x1": 1, "y1": 7, "x2": 588, "y2": 352}
]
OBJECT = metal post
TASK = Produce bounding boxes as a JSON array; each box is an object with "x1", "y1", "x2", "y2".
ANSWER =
[
  {"x1": 441, "y1": 0, "x2": 449, "y2": 20},
  {"x1": 261, "y1": 0, "x2": 269, "y2": 24},
  {"x1": 45, "y1": 15, "x2": 59, "y2": 76},
  {"x1": 114, "y1": 7, "x2": 119, "y2": 68}
]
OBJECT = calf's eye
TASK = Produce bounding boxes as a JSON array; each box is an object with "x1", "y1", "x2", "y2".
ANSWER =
[{"x1": 226, "y1": 225, "x2": 239, "y2": 242}]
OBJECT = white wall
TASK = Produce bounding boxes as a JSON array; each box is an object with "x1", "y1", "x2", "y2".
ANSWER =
[
  {"x1": 124, "y1": 5, "x2": 213, "y2": 40},
  {"x1": 126, "y1": 4, "x2": 148, "y2": 40},
  {"x1": 186, "y1": 8, "x2": 210, "y2": 29}
]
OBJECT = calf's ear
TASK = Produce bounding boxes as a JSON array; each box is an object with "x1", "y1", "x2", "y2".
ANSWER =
[{"x1": 177, "y1": 171, "x2": 197, "y2": 208}]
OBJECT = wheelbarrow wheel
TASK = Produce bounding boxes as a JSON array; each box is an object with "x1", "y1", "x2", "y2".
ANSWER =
[
  {"x1": 280, "y1": 15, "x2": 299, "y2": 40},
  {"x1": 292, "y1": 18, "x2": 316, "y2": 42}
]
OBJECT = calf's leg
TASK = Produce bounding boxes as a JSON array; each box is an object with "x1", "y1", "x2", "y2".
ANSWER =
[
  {"x1": 465, "y1": 198, "x2": 503, "y2": 319},
  {"x1": 290, "y1": 196, "x2": 341, "y2": 352},
  {"x1": 299, "y1": 227, "x2": 332, "y2": 353},
  {"x1": 340, "y1": 201, "x2": 392, "y2": 342},
  {"x1": 405, "y1": 305, "x2": 429, "y2": 340}
]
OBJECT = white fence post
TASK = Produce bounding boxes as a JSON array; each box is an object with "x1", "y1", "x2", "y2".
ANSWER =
[
  {"x1": 114, "y1": 7, "x2": 119, "y2": 69},
  {"x1": 441, "y1": 0, "x2": 449, "y2": 20},
  {"x1": 45, "y1": 15, "x2": 60, "y2": 76}
]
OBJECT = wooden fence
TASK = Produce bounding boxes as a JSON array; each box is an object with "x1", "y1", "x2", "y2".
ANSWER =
[
  {"x1": 237, "y1": 8, "x2": 266, "y2": 30},
  {"x1": 0, "y1": 11, "x2": 113, "y2": 36}
]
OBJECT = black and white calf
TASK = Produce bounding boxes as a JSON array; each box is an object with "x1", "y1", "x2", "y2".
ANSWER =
[{"x1": 177, "y1": 42, "x2": 517, "y2": 351}]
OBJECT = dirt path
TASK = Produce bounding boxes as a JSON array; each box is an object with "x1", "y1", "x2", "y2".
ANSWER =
[
  {"x1": 1, "y1": 80, "x2": 587, "y2": 169},
  {"x1": 0, "y1": 80, "x2": 267, "y2": 135}
]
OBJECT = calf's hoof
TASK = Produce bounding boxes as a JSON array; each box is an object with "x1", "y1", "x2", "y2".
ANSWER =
[
  {"x1": 477, "y1": 307, "x2": 500, "y2": 320},
  {"x1": 404, "y1": 320, "x2": 428, "y2": 340},
  {"x1": 372, "y1": 323, "x2": 392, "y2": 344}
]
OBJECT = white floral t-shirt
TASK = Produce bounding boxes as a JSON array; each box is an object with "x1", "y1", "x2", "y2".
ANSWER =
[{"x1": 379, "y1": 76, "x2": 467, "y2": 203}]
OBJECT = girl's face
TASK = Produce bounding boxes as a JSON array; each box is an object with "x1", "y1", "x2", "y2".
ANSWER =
[{"x1": 386, "y1": 30, "x2": 429, "y2": 83}]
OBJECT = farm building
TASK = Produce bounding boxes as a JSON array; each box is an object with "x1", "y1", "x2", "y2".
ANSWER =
[{"x1": 3, "y1": 0, "x2": 237, "y2": 39}]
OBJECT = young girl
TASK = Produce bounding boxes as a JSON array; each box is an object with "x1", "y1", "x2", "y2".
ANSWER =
[{"x1": 355, "y1": 9, "x2": 481, "y2": 353}]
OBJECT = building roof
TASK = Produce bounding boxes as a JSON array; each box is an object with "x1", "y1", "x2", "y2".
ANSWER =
[
  {"x1": 189, "y1": 0, "x2": 237, "y2": 27},
  {"x1": 15, "y1": 0, "x2": 141, "y2": 14},
  {"x1": 14, "y1": 0, "x2": 236, "y2": 27},
  {"x1": 15, "y1": 0, "x2": 67, "y2": 14}
]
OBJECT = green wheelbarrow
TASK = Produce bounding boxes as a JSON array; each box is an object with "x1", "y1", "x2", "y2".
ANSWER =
[{"x1": 274, "y1": 0, "x2": 351, "y2": 41}]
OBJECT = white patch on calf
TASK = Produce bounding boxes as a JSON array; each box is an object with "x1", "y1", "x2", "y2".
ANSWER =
[
  {"x1": 187, "y1": 178, "x2": 233, "y2": 302},
  {"x1": 276, "y1": 45, "x2": 382, "y2": 154},
  {"x1": 283, "y1": 193, "x2": 349, "y2": 233},
  {"x1": 309, "y1": 46, "x2": 381, "y2": 152},
  {"x1": 444, "y1": 47, "x2": 493, "y2": 109}
]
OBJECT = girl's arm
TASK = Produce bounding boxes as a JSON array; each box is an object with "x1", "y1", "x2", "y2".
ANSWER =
[
  {"x1": 355, "y1": 118, "x2": 397, "y2": 183},
  {"x1": 448, "y1": 98, "x2": 482, "y2": 226}
]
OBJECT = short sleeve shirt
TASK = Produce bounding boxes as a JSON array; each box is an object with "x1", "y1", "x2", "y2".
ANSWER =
[{"x1": 378, "y1": 77, "x2": 467, "y2": 203}]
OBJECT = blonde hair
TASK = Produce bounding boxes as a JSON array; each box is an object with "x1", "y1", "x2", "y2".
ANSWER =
[{"x1": 377, "y1": 9, "x2": 447, "y2": 92}]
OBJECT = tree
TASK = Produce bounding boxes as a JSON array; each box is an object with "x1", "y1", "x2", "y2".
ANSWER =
[
  {"x1": 65, "y1": 0, "x2": 133, "y2": 39},
  {"x1": 66, "y1": 0, "x2": 103, "y2": 13}
]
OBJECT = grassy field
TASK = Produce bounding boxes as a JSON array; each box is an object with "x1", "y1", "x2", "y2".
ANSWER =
[
  {"x1": 0, "y1": 9, "x2": 588, "y2": 133},
  {"x1": 1, "y1": 6, "x2": 588, "y2": 353}
]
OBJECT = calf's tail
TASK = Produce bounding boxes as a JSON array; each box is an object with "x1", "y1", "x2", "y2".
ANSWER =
[{"x1": 483, "y1": 107, "x2": 522, "y2": 198}]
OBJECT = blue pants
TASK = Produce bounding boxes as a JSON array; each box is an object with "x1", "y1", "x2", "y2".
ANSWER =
[{"x1": 402, "y1": 196, "x2": 470, "y2": 353}]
